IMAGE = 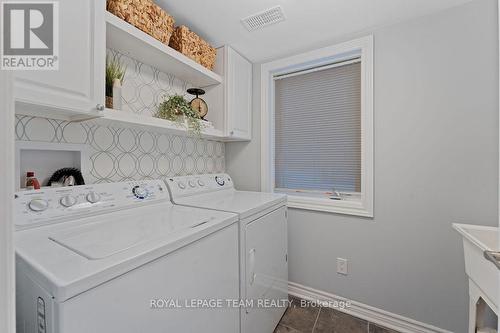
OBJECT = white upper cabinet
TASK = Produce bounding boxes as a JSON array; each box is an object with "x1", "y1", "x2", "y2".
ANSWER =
[
  {"x1": 204, "y1": 46, "x2": 253, "y2": 141},
  {"x1": 14, "y1": 0, "x2": 105, "y2": 120},
  {"x1": 224, "y1": 46, "x2": 253, "y2": 141}
]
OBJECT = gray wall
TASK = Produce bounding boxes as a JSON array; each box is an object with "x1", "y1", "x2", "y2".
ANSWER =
[{"x1": 226, "y1": 0, "x2": 499, "y2": 332}]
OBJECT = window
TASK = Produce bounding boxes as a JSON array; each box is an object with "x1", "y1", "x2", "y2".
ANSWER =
[
  {"x1": 274, "y1": 60, "x2": 361, "y2": 195},
  {"x1": 261, "y1": 36, "x2": 373, "y2": 217}
]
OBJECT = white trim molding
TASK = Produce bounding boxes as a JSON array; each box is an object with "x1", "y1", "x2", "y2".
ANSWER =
[
  {"x1": 0, "y1": 71, "x2": 16, "y2": 333},
  {"x1": 260, "y1": 35, "x2": 374, "y2": 217},
  {"x1": 288, "y1": 281, "x2": 453, "y2": 333}
]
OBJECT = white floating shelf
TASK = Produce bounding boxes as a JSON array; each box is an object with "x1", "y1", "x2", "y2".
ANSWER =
[
  {"x1": 98, "y1": 109, "x2": 225, "y2": 140},
  {"x1": 106, "y1": 12, "x2": 223, "y2": 88}
]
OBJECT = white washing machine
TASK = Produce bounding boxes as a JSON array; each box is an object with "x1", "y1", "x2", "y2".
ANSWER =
[
  {"x1": 14, "y1": 180, "x2": 240, "y2": 333},
  {"x1": 166, "y1": 173, "x2": 289, "y2": 333}
]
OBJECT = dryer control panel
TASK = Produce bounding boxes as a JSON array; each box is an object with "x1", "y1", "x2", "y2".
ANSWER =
[
  {"x1": 14, "y1": 180, "x2": 170, "y2": 230},
  {"x1": 166, "y1": 174, "x2": 234, "y2": 199}
]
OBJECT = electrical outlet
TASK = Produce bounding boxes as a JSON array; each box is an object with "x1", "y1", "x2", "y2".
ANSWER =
[{"x1": 337, "y1": 258, "x2": 348, "y2": 275}]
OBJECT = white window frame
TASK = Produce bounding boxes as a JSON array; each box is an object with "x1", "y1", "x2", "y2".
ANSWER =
[{"x1": 260, "y1": 35, "x2": 374, "y2": 217}]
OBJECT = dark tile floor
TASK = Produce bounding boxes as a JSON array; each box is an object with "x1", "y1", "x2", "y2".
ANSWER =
[{"x1": 275, "y1": 296, "x2": 400, "y2": 333}]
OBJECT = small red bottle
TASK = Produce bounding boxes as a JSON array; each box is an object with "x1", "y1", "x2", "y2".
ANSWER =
[{"x1": 25, "y1": 171, "x2": 41, "y2": 190}]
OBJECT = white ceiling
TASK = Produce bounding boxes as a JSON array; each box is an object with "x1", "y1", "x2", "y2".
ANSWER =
[{"x1": 159, "y1": 0, "x2": 474, "y2": 63}]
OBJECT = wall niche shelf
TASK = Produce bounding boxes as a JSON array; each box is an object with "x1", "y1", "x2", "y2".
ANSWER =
[
  {"x1": 98, "y1": 109, "x2": 225, "y2": 140},
  {"x1": 106, "y1": 12, "x2": 223, "y2": 88}
]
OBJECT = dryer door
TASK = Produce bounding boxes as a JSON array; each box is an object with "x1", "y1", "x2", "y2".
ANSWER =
[{"x1": 243, "y1": 206, "x2": 288, "y2": 333}]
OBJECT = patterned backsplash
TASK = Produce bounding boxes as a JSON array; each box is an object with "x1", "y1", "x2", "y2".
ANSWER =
[
  {"x1": 15, "y1": 115, "x2": 225, "y2": 184},
  {"x1": 109, "y1": 48, "x2": 190, "y2": 116},
  {"x1": 15, "y1": 49, "x2": 224, "y2": 185}
]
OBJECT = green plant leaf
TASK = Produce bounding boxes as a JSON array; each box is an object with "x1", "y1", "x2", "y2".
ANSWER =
[
  {"x1": 106, "y1": 54, "x2": 127, "y2": 97},
  {"x1": 155, "y1": 94, "x2": 202, "y2": 136}
]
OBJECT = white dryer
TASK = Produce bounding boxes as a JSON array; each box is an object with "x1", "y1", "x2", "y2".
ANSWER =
[
  {"x1": 166, "y1": 173, "x2": 289, "y2": 333},
  {"x1": 15, "y1": 180, "x2": 240, "y2": 333}
]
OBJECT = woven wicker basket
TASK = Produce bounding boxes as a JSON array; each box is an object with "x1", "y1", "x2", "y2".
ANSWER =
[
  {"x1": 107, "y1": 0, "x2": 174, "y2": 45},
  {"x1": 169, "y1": 25, "x2": 217, "y2": 71}
]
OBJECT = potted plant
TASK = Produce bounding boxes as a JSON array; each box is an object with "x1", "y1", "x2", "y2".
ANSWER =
[
  {"x1": 155, "y1": 94, "x2": 203, "y2": 135},
  {"x1": 105, "y1": 55, "x2": 126, "y2": 109}
]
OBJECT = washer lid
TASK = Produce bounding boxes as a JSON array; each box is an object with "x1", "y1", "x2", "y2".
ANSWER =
[
  {"x1": 15, "y1": 203, "x2": 238, "y2": 302},
  {"x1": 173, "y1": 190, "x2": 286, "y2": 219},
  {"x1": 49, "y1": 213, "x2": 210, "y2": 260}
]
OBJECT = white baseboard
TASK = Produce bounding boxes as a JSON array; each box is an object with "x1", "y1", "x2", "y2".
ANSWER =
[{"x1": 288, "y1": 281, "x2": 453, "y2": 333}]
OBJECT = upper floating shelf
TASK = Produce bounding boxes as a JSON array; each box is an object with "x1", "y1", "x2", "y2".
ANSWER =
[{"x1": 105, "y1": 12, "x2": 223, "y2": 88}]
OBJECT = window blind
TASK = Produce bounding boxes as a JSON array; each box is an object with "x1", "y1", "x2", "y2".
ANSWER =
[{"x1": 274, "y1": 60, "x2": 361, "y2": 193}]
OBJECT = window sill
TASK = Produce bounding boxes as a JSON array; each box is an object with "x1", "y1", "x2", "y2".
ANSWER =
[{"x1": 285, "y1": 195, "x2": 373, "y2": 217}]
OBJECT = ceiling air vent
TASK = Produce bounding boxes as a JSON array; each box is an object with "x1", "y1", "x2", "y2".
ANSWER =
[{"x1": 241, "y1": 6, "x2": 286, "y2": 31}]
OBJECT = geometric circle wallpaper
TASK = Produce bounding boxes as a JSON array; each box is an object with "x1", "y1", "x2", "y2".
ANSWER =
[
  {"x1": 15, "y1": 115, "x2": 225, "y2": 184},
  {"x1": 108, "y1": 48, "x2": 191, "y2": 116}
]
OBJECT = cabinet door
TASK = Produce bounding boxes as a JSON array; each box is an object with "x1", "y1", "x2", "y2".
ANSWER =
[
  {"x1": 226, "y1": 47, "x2": 252, "y2": 140},
  {"x1": 14, "y1": 0, "x2": 105, "y2": 118}
]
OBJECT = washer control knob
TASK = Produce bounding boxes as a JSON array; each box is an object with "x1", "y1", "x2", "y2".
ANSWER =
[
  {"x1": 188, "y1": 180, "x2": 197, "y2": 188},
  {"x1": 197, "y1": 179, "x2": 205, "y2": 187},
  {"x1": 215, "y1": 176, "x2": 225, "y2": 186},
  {"x1": 177, "y1": 182, "x2": 186, "y2": 190},
  {"x1": 132, "y1": 186, "x2": 148, "y2": 199},
  {"x1": 86, "y1": 191, "x2": 101, "y2": 204},
  {"x1": 60, "y1": 195, "x2": 77, "y2": 207},
  {"x1": 29, "y1": 199, "x2": 49, "y2": 212}
]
